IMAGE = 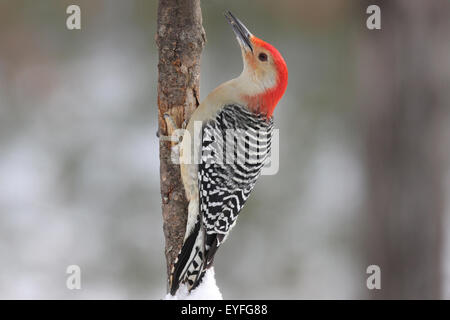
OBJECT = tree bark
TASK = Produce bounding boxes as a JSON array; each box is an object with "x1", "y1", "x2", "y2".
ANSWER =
[
  {"x1": 156, "y1": 0, "x2": 205, "y2": 288},
  {"x1": 358, "y1": 0, "x2": 449, "y2": 299}
]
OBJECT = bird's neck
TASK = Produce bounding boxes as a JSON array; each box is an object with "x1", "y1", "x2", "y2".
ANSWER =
[{"x1": 233, "y1": 71, "x2": 285, "y2": 119}]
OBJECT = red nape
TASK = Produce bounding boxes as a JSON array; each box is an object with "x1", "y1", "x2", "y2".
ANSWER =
[{"x1": 246, "y1": 36, "x2": 288, "y2": 118}]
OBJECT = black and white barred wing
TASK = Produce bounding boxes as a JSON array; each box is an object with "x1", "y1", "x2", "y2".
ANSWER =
[
  {"x1": 169, "y1": 104, "x2": 274, "y2": 294},
  {"x1": 199, "y1": 104, "x2": 274, "y2": 264}
]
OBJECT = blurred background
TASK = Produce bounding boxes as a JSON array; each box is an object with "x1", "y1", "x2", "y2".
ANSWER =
[{"x1": 0, "y1": 0, "x2": 449, "y2": 299}]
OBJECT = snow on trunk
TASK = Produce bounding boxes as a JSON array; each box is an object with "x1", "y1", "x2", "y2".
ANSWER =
[{"x1": 164, "y1": 268, "x2": 223, "y2": 300}]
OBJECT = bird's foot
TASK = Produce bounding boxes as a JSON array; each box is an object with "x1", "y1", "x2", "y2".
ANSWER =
[{"x1": 159, "y1": 113, "x2": 184, "y2": 144}]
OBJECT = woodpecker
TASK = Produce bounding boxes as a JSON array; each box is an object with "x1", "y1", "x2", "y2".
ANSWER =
[{"x1": 169, "y1": 11, "x2": 288, "y2": 295}]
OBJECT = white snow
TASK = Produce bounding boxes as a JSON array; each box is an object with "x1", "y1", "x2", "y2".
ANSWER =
[{"x1": 164, "y1": 268, "x2": 223, "y2": 300}]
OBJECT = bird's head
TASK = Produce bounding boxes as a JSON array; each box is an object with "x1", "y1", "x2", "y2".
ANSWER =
[{"x1": 225, "y1": 11, "x2": 288, "y2": 118}]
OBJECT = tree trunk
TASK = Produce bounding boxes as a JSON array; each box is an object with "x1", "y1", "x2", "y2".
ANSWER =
[
  {"x1": 358, "y1": 0, "x2": 449, "y2": 299},
  {"x1": 156, "y1": 0, "x2": 205, "y2": 288}
]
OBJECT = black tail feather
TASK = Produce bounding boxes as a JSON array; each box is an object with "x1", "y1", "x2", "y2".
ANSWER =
[
  {"x1": 169, "y1": 219, "x2": 201, "y2": 295},
  {"x1": 205, "y1": 233, "x2": 224, "y2": 268},
  {"x1": 169, "y1": 221, "x2": 226, "y2": 295}
]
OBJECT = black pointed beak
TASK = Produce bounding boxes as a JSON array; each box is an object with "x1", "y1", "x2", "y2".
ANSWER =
[{"x1": 224, "y1": 11, "x2": 253, "y2": 53}]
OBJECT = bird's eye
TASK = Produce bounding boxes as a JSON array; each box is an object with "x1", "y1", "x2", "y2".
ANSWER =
[{"x1": 258, "y1": 53, "x2": 268, "y2": 62}]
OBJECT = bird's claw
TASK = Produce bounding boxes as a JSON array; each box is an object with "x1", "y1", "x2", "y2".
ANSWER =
[{"x1": 160, "y1": 112, "x2": 184, "y2": 144}]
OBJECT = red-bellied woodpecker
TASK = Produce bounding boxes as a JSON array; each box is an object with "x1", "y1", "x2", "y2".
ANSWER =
[{"x1": 169, "y1": 11, "x2": 288, "y2": 295}]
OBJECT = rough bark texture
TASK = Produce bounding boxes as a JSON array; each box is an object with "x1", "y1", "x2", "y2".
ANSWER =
[
  {"x1": 156, "y1": 0, "x2": 205, "y2": 285},
  {"x1": 358, "y1": 0, "x2": 450, "y2": 299}
]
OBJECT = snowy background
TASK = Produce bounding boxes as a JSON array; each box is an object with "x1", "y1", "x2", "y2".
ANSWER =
[{"x1": 0, "y1": 0, "x2": 449, "y2": 299}]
